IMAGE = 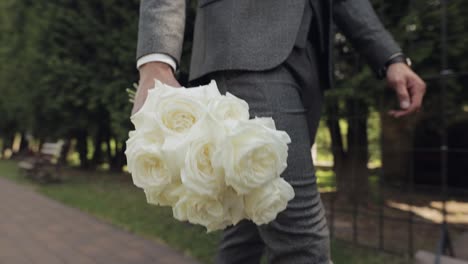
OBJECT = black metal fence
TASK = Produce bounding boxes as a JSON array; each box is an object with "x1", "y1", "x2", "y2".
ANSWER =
[{"x1": 319, "y1": 0, "x2": 468, "y2": 260}]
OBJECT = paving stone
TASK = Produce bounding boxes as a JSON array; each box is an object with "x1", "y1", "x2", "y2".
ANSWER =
[
  {"x1": 415, "y1": 250, "x2": 468, "y2": 264},
  {"x1": 0, "y1": 177, "x2": 201, "y2": 264},
  {"x1": 454, "y1": 232, "x2": 468, "y2": 261}
]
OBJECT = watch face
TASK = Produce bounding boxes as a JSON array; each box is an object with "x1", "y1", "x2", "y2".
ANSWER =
[{"x1": 406, "y1": 57, "x2": 412, "y2": 67}]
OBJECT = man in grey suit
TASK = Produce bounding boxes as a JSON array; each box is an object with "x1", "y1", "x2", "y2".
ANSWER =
[{"x1": 132, "y1": 0, "x2": 426, "y2": 263}]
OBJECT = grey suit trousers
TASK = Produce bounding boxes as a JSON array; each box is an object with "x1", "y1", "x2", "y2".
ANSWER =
[{"x1": 207, "y1": 3, "x2": 330, "y2": 263}]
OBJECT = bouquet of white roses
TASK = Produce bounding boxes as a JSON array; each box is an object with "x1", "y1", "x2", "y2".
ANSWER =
[{"x1": 125, "y1": 80, "x2": 294, "y2": 232}]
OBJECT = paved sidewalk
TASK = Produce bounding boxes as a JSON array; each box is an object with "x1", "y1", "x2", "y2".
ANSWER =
[{"x1": 0, "y1": 177, "x2": 201, "y2": 264}]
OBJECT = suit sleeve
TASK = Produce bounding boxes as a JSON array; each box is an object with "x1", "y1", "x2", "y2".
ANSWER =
[
  {"x1": 137, "y1": 0, "x2": 186, "y2": 66},
  {"x1": 333, "y1": 0, "x2": 402, "y2": 74}
]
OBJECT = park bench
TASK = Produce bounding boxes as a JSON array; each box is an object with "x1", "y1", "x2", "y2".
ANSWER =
[{"x1": 18, "y1": 140, "x2": 65, "y2": 183}]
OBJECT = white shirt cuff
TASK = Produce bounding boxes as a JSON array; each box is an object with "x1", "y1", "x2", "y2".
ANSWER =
[{"x1": 137, "y1": 53, "x2": 177, "y2": 72}]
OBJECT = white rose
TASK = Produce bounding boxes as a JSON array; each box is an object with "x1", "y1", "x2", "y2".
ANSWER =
[
  {"x1": 131, "y1": 80, "x2": 180, "y2": 119},
  {"x1": 183, "y1": 80, "x2": 222, "y2": 103},
  {"x1": 244, "y1": 178, "x2": 295, "y2": 225},
  {"x1": 214, "y1": 120, "x2": 291, "y2": 194},
  {"x1": 222, "y1": 187, "x2": 246, "y2": 225},
  {"x1": 250, "y1": 117, "x2": 277, "y2": 130},
  {"x1": 172, "y1": 191, "x2": 230, "y2": 232},
  {"x1": 132, "y1": 79, "x2": 221, "y2": 122},
  {"x1": 126, "y1": 125, "x2": 165, "y2": 148},
  {"x1": 144, "y1": 182, "x2": 185, "y2": 207},
  {"x1": 180, "y1": 136, "x2": 225, "y2": 197},
  {"x1": 125, "y1": 137, "x2": 173, "y2": 189},
  {"x1": 160, "y1": 114, "x2": 227, "y2": 193},
  {"x1": 208, "y1": 92, "x2": 250, "y2": 121},
  {"x1": 156, "y1": 96, "x2": 207, "y2": 136},
  {"x1": 132, "y1": 81, "x2": 209, "y2": 138}
]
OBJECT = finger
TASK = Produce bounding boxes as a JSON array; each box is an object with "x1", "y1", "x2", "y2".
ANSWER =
[
  {"x1": 388, "y1": 109, "x2": 411, "y2": 118},
  {"x1": 167, "y1": 78, "x2": 182, "y2": 88},
  {"x1": 408, "y1": 79, "x2": 426, "y2": 111},
  {"x1": 150, "y1": 76, "x2": 181, "y2": 88},
  {"x1": 131, "y1": 82, "x2": 150, "y2": 115},
  {"x1": 148, "y1": 71, "x2": 181, "y2": 88},
  {"x1": 388, "y1": 100, "x2": 420, "y2": 118},
  {"x1": 393, "y1": 79, "x2": 411, "y2": 110},
  {"x1": 388, "y1": 99, "x2": 419, "y2": 117},
  {"x1": 131, "y1": 75, "x2": 181, "y2": 115},
  {"x1": 389, "y1": 78, "x2": 426, "y2": 118},
  {"x1": 131, "y1": 96, "x2": 144, "y2": 115}
]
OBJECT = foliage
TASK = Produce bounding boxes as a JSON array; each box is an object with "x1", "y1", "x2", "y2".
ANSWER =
[
  {"x1": 0, "y1": 0, "x2": 138, "y2": 168},
  {"x1": 1, "y1": 0, "x2": 467, "y2": 172},
  {"x1": 325, "y1": 0, "x2": 468, "y2": 198}
]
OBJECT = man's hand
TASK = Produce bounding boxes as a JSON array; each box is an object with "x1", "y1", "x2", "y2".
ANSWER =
[
  {"x1": 386, "y1": 63, "x2": 426, "y2": 118},
  {"x1": 132, "y1": 62, "x2": 181, "y2": 115}
]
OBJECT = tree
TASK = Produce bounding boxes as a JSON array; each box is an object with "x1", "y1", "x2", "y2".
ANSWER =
[
  {"x1": 0, "y1": 0, "x2": 137, "y2": 170},
  {"x1": 329, "y1": 0, "x2": 468, "y2": 200}
]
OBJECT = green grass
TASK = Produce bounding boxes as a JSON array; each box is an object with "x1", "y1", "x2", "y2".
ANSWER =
[
  {"x1": 0, "y1": 160, "x2": 409, "y2": 264},
  {"x1": 316, "y1": 169, "x2": 336, "y2": 191}
]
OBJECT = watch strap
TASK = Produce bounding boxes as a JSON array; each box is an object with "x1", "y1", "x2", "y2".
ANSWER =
[{"x1": 377, "y1": 53, "x2": 412, "y2": 79}]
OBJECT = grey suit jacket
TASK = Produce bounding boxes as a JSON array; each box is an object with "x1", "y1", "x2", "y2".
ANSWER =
[{"x1": 137, "y1": 0, "x2": 401, "y2": 88}]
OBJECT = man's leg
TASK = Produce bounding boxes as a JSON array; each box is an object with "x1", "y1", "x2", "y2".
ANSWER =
[
  {"x1": 213, "y1": 61, "x2": 330, "y2": 263},
  {"x1": 212, "y1": 72, "x2": 270, "y2": 264},
  {"x1": 215, "y1": 220, "x2": 265, "y2": 264}
]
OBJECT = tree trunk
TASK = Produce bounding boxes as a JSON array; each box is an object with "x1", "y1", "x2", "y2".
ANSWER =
[
  {"x1": 91, "y1": 125, "x2": 104, "y2": 168},
  {"x1": 326, "y1": 99, "x2": 346, "y2": 173},
  {"x1": 18, "y1": 133, "x2": 30, "y2": 154},
  {"x1": 105, "y1": 130, "x2": 113, "y2": 167},
  {"x1": 380, "y1": 90, "x2": 416, "y2": 186},
  {"x1": 109, "y1": 141, "x2": 125, "y2": 172},
  {"x1": 327, "y1": 98, "x2": 370, "y2": 203},
  {"x1": 76, "y1": 130, "x2": 89, "y2": 169},
  {"x1": 344, "y1": 98, "x2": 370, "y2": 202},
  {"x1": 380, "y1": 112, "x2": 414, "y2": 185},
  {"x1": 1, "y1": 137, "x2": 5, "y2": 158},
  {"x1": 59, "y1": 138, "x2": 72, "y2": 165},
  {"x1": 326, "y1": 99, "x2": 347, "y2": 198}
]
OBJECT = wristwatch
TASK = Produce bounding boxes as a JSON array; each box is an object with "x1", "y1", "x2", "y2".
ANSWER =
[{"x1": 377, "y1": 53, "x2": 412, "y2": 79}]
